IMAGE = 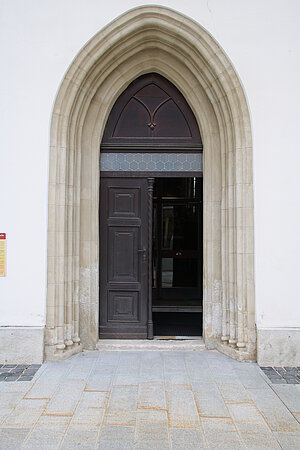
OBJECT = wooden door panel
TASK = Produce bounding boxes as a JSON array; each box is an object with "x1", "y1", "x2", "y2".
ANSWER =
[
  {"x1": 100, "y1": 178, "x2": 148, "y2": 338},
  {"x1": 109, "y1": 188, "x2": 140, "y2": 217},
  {"x1": 108, "y1": 291, "x2": 139, "y2": 322},
  {"x1": 108, "y1": 227, "x2": 139, "y2": 282}
]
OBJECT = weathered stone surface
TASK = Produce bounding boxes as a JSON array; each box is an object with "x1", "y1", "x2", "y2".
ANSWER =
[
  {"x1": 0, "y1": 428, "x2": 30, "y2": 449},
  {"x1": 170, "y1": 428, "x2": 206, "y2": 449},
  {"x1": 135, "y1": 410, "x2": 169, "y2": 449},
  {"x1": 0, "y1": 327, "x2": 44, "y2": 365},
  {"x1": 257, "y1": 329, "x2": 300, "y2": 366},
  {"x1": 167, "y1": 386, "x2": 200, "y2": 428},
  {"x1": 97, "y1": 426, "x2": 134, "y2": 449},
  {"x1": 248, "y1": 387, "x2": 300, "y2": 432},
  {"x1": 0, "y1": 350, "x2": 299, "y2": 449}
]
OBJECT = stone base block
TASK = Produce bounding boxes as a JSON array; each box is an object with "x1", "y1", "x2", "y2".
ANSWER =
[
  {"x1": 44, "y1": 343, "x2": 83, "y2": 361},
  {"x1": 257, "y1": 328, "x2": 300, "y2": 366},
  {"x1": 0, "y1": 326, "x2": 44, "y2": 364},
  {"x1": 216, "y1": 341, "x2": 256, "y2": 362}
]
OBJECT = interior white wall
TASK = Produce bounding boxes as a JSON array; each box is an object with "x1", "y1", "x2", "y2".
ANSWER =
[{"x1": 0, "y1": 0, "x2": 299, "y2": 329}]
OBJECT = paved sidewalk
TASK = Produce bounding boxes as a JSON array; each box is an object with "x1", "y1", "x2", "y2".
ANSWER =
[{"x1": 0, "y1": 349, "x2": 299, "y2": 449}]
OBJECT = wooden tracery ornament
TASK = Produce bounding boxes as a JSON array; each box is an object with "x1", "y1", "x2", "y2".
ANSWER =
[{"x1": 101, "y1": 73, "x2": 202, "y2": 151}]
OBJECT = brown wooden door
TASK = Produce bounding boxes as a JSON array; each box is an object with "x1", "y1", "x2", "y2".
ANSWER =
[{"x1": 99, "y1": 178, "x2": 148, "y2": 338}]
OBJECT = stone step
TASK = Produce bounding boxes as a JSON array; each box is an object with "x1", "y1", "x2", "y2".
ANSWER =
[{"x1": 96, "y1": 338, "x2": 205, "y2": 351}]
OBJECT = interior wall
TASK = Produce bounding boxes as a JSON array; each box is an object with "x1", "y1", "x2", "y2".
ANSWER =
[{"x1": 0, "y1": 0, "x2": 299, "y2": 338}]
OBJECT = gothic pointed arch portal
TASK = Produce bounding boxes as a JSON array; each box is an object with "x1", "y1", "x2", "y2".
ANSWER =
[{"x1": 46, "y1": 6, "x2": 256, "y2": 361}]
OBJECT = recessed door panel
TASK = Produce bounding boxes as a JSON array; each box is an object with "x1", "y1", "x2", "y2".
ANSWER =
[
  {"x1": 100, "y1": 178, "x2": 148, "y2": 338},
  {"x1": 108, "y1": 291, "x2": 139, "y2": 322},
  {"x1": 108, "y1": 228, "x2": 138, "y2": 282},
  {"x1": 109, "y1": 188, "x2": 140, "y2": 217}
]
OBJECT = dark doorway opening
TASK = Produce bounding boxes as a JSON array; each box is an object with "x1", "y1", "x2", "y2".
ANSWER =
[
  {"x1": 152, "y1": 177, "x2": 203, "y2": 337},
  {"x1": 153, "y1": 312, "x2": 202, "y2": 337}
]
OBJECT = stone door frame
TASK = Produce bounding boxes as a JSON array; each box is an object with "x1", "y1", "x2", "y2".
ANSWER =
[{"x1": 45, "y1": 6, "x2": 256, "y2": 361}]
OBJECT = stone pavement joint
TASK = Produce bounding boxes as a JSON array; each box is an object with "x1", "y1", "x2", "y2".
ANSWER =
[{"x1": 0, "y1": 350, "x2": 299, "y2": 449}]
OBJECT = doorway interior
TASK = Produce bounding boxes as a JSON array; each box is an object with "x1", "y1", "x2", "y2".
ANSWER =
[{"x1": 152, "y1": 177, "x2": 203, "y2": 337}]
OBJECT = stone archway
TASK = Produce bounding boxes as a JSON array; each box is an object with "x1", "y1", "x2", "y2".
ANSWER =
[{"x1": 45, "y1": 5, "x2": 255, "y2": 361}]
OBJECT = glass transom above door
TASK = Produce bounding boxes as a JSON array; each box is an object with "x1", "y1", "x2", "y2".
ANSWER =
[{"x1": 100, "y1": 153, "x2": 202, "y2": 172}]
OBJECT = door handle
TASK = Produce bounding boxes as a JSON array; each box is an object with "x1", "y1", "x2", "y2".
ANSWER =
[{"x1": 138, "y1": 248, "x2": 147, "y2": 262}]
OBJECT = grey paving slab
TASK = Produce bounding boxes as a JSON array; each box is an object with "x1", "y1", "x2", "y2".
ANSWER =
[
  {"x1": 248, "y1": 386, "x2": 300, "y2": 432},
  {"x1": 138, "y1": 382, "x2": 166, "y2": 410},
  {"x1": 45, "y1": 380, "x2": 85, "y2": 416},
  {"x1": 234, "y1": 370, "x2": 267, "y2": 389},
  {"x1": 113, "y1": 373, "x2": 140, "y2": 386},
  {"x1": 91, "y1": 365, "x2": 117, "y2": 376},
  {"x1": 65, "y1": 365, "x2": 94, "y2": 382},
  {"x1": 227, "y1": 403, "x2": 271, "y2": 434},
  {"x1": 140, "y1": 367, "x2": 164, "y2": 382},
  {"x1": 273, "y1": 431, "x2": 300, "y2": 449},
  {"x1": 1, "y1": 350, "x2": 300, "y2": 449},
  {"x1": 204, "y1": 431, "x2": 243, "y2": 450},
  {"x1": 98, "y1": 352, "x2": 120, "y2": 365},
  {"x1": 3, "y1": 399, "x2": 47, "y2": 428},
  {"x1": 192, "y1": 382, "x2": 230, "y2": 417},
  {"x1": 72, "y1": 405, "x2": 105, "y2": 426},
  {"x1": 0, "y1": 381, "x2": 31, "y2": 395},
  {"x1": 170, "y1": 428, "x2": 205, "y2": 450},
  {"x1": 86, "y1": 374, "x2": 114, "y2": 391},
  {"x1": 163, "y1": 354, "x2": 187, "y2": 371},
  {"x1": 25, "y1": 380, "x2": 60, "y2": 399},
  {"x1": 184, "y1": 354, "x2": 213, "y2": 382},
  {"x1": 119, "y1": 352, "x2": 141, "y2": 367},
  {"x1": 105, "y1": 385, "x2": 138, "y2": 426},
  {"x1": 21, "y1": 416, "x2": 70, "y2": 449},
  {"x1": 164, "y1": 369, "x2": 190, "y2": 386},
  {"x1": 97, "y1": 426, "x2": 134, "y2": 450},
  {"x1": 167, "y1": 386, "x2": 200, "y2": 428},
  {"x1": 0, "y1": 391, "x2": 25, "y2": 408},
  {"x1": 272, "y1": 384, "x2": 300, "y2": 412},
  {"x1": 217, "y1": 381, "x2": 252, "y2": 403},
  {"x1": 201, "y1": 418, "x2": 243, "y2": 450},
  {"x1": 187, "y1": 368, "x2": 214, "y2": 382},
  {"x1": 227, "y1": 403, "x2": 282, "y2": 448},
  {"x1": 240, "y1": 431, "x2": 281, "y2": 449},
  {"x1": 201, "y1": 416, "x2": 236, "y2": 433},
  {"x1": 60, "y1": 424, "x2": 99, "y2": 450},
  {"x1": 141, "y1": 352, "x2": 163, "y2": 365},
  {"x1": 0, "y1": 428, "x2": 30, "y2": 449},
  {"x1": 134, "y1": 409, "x2": 169, "y2": 450},
  {"x1": 211, "y1": 369, "x2": 240, "y2": 383},
  {"x1": 79, "y1": 391, "x2": 108, "y2": 408},
  {"x1": 72, "y1": 391, "x2": 107, "y2": 426},
  {"x1": 0, "y1": 408, "x2": 14, "y2": 426}
]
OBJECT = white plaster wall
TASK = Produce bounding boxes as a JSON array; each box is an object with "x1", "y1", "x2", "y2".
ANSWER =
[{"x1": 0, "y1": 0, "x2": 299, "y2": 331}]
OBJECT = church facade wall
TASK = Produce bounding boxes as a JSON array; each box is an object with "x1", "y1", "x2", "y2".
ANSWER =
[{"x1": 0, "y1": 0, "x2": 299, "y2": 365}]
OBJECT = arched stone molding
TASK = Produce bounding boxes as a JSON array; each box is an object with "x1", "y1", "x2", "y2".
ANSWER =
[{"x1": 45, "y1": 5, "x2": 256, "y2": 361}]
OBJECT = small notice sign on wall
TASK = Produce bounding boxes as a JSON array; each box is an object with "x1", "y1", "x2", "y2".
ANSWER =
[{"x1": 0, "y1": 233, "x2": 6, "y2": 276}]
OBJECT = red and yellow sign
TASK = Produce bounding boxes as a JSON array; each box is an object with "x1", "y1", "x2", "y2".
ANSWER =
[{"x1": 0, "y1": 233, "x2": 6, "y2": 277}]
